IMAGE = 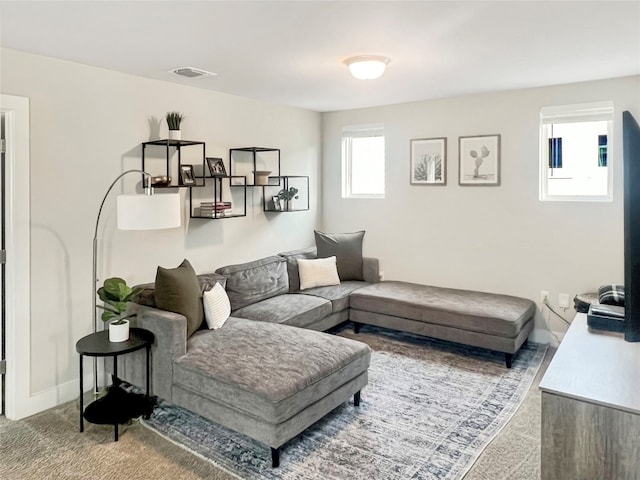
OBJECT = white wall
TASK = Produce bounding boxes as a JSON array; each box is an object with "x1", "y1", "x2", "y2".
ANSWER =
[
  {"x1": 0, "y1": 48, "x2": 321, "y2": 411},
  {"x1": 322, "y1": 76, "x2": 640, "y2": 341}
]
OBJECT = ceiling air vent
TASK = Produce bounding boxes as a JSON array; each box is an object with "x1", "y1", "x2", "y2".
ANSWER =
[{"x1": 169, "y1": 67, "x2": 217, "y2": 78}]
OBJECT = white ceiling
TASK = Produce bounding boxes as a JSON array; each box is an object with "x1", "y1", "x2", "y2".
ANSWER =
[{"x1": 1, "y1": 1, "x2": 638, "y2": 112}]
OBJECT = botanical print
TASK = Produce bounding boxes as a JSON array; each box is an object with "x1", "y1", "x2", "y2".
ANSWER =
[
  {"x1": 459, "y1": 135, "x2": 501, "y2": 186},
  {"x1": 410, "y1": 137, "x2": 447, "y2": 185}
]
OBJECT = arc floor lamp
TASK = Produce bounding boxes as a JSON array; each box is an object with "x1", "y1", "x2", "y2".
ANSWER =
[{"x1": 92, "y1": 169, "x2": 181, "y2": 394}]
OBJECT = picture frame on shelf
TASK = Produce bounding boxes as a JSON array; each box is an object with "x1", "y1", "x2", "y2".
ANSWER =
[
  {"x1": 206, "y1": 157, "x2": 227, "y2": 177},
  {"x1": 410, "y1": 137, "x2": 447, "y2": 185},
  {"x1": 458, "y1": 134, "x2": 501, "y2": 186},
  {"x1": 272, "y1": 196, "x2": 282, "y2": 211},
  {"x1": 179, "y1": 164, "x2": 196, "y2": 186}
]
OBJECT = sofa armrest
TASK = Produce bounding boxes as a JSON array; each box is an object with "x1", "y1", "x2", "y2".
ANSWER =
[
  {"x1": 107, "y1": 304, "x2": 187, "y2": 402},
  {"x1": 363, "y1": 257, "x2": 380, "y2": 283}
]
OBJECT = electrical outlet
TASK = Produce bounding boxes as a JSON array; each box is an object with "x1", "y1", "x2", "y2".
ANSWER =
[
  {"x1": 558, "y1": 293, "x2": 570, "y2": 308},
  {"x1": 379, "y1": 271, "x2": 384, "y2": 281},
  {"x1": 540, "y1": 290, "x2": 549, "y2": 303}
]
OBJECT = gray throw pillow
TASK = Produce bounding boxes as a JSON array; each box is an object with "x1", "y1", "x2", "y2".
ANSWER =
[
  {"x1": 154, "y1": 259, "x2": 203, "y2": 338},
  {"x1": 314, "y1": 230, "x2": 365, "y2": 281}
]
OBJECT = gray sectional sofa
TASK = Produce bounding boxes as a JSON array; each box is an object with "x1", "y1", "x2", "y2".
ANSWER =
[{"x1": 116, "y1": 245, "x2": 535, "y2": 466}]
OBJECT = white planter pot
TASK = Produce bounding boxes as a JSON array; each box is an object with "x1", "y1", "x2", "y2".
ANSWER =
[
  {"x1": 109, "y1": 319, "x2": 130, "y2": 342},
  {"x1": 168, "y1": 129, "x2": 181, "y2": 141}
]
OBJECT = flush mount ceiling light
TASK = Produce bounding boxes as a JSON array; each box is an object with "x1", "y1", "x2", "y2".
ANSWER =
[
  {"x1": 344, "y1": 55, "x2": 390, "y2": 80},
  {"x1": 169, "y1": 66, "x2": 217, "y2": 78}
]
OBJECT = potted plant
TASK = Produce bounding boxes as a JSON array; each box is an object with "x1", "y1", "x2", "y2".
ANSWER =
[
  {"x1": 278, "y1": 186, "x2": 299, "y2": 211},
  {"x1": 166, "y1": 111, "x2": 184, "y2": 141},
  {"x1": 97, "y1": 277, "x2": 142, "y2": 342}
]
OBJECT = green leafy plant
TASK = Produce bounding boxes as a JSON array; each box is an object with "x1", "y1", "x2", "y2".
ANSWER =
[
  {"x1": 97, "y1": 277, "x2": 142, "y2": 325},
  {"x1": 278, "y1": 186, "x2": 299, "y2": 201},
  {"x1": 166, "y1": 111, "x2": 184, "y2": 130}
]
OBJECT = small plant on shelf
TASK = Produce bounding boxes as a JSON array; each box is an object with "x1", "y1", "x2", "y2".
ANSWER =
[
  {"x1": 278, "y1": 186, "x2": 299, "y2": 202},
  {"x1": 166, "y1": 112, "x2": 184, "y2": 131}
]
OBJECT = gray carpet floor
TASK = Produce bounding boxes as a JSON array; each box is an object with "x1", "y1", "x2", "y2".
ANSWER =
[{"x1": 0, "y1": 332, "x2": 553, "y2": 480}]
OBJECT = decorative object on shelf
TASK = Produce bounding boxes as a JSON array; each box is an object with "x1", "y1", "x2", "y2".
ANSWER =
[
  {"x1": 92, "y1": 169, "x2": 181, "y2": 390},
  {"x1": 197, "y1": 201, "x2": 232, "y2": 218},
  {"x1": 206, "y1": 157, "x2": 227, "y2": 177},
  {"x1": 272, "y1": 196, "x2": 282, "y2": 211},
  {"x1": 458, "y1": 134, "x2": 501, "y2": 186},
  {"x1": 97, "y1": 277, "x2": 142, "y2": 342},
  {"x1": 166, "y1": 111, "x2": 184, "y2": 140},
  {"x1": 410, "y1": 137, "x2": 447, "y2": 185},
  {"x1": 151, "y1": 175, "x2": 171, "y2": 187},
  {"x1": 179, "y1": 164, "x2": 196, "y2": 186},
  {"x1": 253, "y1": 170, "x2": 271, "y2": 186},
  {"x1": 278, "y1": 186, "x2": 299, "y2": 211}
]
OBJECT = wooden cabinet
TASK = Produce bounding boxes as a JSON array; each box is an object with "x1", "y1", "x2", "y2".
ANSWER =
[{"x1": 539, "y1": 314, "x2": 640, "y2": 479}]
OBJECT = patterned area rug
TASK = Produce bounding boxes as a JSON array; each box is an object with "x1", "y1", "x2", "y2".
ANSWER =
[{"x1": 141, "y1": 326, "x2": 546, "y2": 480}]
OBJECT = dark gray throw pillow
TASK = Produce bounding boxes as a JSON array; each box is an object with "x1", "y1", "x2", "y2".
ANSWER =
[
  {"x1": 154, "y1": 259, "x2": 203, "y2": 338},
  {"x1": 314, "y1": 230, "x2": 365, "y2": 281}
]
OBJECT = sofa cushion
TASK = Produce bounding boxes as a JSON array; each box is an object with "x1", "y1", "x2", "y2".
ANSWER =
[
  {"x1": 203, "y1": 283, "x2": 231, "y2": 330},
  {"x1": 315, "y1": 230, "x2": 365, "y2": 281},
  {"x1": 350, "y1": 281, "x2": 536, "y2": 338},
  {"x1": 175, "y1": 317, "x2": 371, "y2": 424},
  {"x1": 216, "y1": 256, "x2": 289, "y2": 311},
  {"x1": 300, "y1": 281, "x2": 369, "y2": 313},
  {"x1": 278, "y1": 247, "x2": 317, "y2": 293},
  {"x1": 298, "y1": 256, "x2": 340, "y2": 290},
  {"x1": 154, "y1": 259, "x2": 203, "y2": 338},
  {"x1": 136, "y1": 273, "x2": 226, "y2": 309},
  {"x1": 233, "y1": 293, "x2": 332, "y2": 328}
]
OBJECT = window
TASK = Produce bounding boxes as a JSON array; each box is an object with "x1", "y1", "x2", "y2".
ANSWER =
[
  {"x1": 342, "y1": 124, "x2": 385, "y2": 198},
  {"x1": 540, "y1": 101, "x2": 613, "y2": 201}
]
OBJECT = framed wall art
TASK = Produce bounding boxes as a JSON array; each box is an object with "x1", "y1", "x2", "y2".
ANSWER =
[
  {"x1": 179, "y1": 164, "x2": 196, "y2": 186},
  {"x1": 410, "y1": 137, "x2": 447, "y2": 185},
  {"x1": 458, "y1": 134, "x2": 501, "y2": 186},
  {"x1": 206, "y1": 157, "x2": 227, "y2": 177}
]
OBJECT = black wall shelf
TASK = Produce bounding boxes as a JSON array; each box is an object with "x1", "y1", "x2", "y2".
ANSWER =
[
  {"x1": 189, "y1": 175, "x2": 247, "y2": 220},
  {"x1": 229, "y1": 147, "x2": 281, "y2": 187},
  {"x1": 263, "y1": 176, "x2": 310, "y2": 212},
  {"x1": 142, "y1": 139, "x2": 206, "y2": 188}
]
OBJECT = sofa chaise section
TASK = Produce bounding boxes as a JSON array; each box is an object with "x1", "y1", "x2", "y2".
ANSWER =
[{"x1": 350, "y1": 281, "x2": 536, "y2": 367}]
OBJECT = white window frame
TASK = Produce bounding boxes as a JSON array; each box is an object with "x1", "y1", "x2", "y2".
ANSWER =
[
  {"x1": 539, "y1": 101, "x2": 614, "y2": 202},
  {"x1": 342, "y1": 123, "x2": 385, "y2": 199}
]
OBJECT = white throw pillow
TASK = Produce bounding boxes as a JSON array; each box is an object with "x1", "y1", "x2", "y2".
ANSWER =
[
  {"x1": 297, "y1": 256, "x2": 341, "y2": 290},
  {"x1": 203, "y1": 283, "x2": 231, "y2": 330}
]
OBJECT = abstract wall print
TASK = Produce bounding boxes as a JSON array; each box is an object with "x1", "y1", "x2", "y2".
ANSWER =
[
  {"x1": 458, "y1": 134, "x2": 501, "y2": 186},
  {"x1": 410, "y1": 137, "x2": 447, "y2": 185}
]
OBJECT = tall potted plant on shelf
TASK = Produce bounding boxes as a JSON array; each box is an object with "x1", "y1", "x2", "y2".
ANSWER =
[
  {"x1": 166, "y1": 111, "x2": 184, "y2": 141},
  {"x1": 97, "y1": 277, "x2": 142, "y2": 342},
  {"x1": 278, "y1": 186, "x2": 299, "y2": 211}
]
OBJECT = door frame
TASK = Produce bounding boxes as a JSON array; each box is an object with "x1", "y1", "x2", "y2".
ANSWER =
[{"x1": 1, "y1": 94, "x2": 31, "y2": 419}]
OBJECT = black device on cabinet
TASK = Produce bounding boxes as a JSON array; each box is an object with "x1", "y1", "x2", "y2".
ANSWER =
[{"x1": 623, "y1": 110, "x2": 640, "y2": 342}]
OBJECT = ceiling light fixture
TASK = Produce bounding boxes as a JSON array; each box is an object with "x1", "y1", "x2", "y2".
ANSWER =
[
  {"x1": 169, "y1": 67, "x2": 217, "y2": 79},
  {"x1": 344, "y1": 55, "x2": 390, "y2": 80}
]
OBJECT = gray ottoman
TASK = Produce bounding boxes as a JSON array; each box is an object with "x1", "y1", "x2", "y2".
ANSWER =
[
  {"x1": 171, "y1": 318, "x2": 370, "y2": 466},
  {"x1": 350, "y1": 281, "x2": 535, "y2": 367}
]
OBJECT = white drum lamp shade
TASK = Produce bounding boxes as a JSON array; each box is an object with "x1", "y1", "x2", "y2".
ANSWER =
[{"x1": 117, "y1": 193, "x2": 181, "y2": 230}]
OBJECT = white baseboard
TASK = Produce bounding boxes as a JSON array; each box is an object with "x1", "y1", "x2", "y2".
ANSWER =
[{"x1": 8, "y1": 374, "x2": 92, "y2": 420}]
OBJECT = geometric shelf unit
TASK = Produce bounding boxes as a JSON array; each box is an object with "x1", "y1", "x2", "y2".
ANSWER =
[
  {"x1": 189, "y1": 174, "x2": 247, "y2": 220},
  {"x1": 262, "y1": 176, "x2": 310, "y2": 212},
  {"x1": 141, "y1": 139, "x2": 206, "y2": 188},
  {"x1": 229, "y1": 147, "x2": 281, "y2": 187}
]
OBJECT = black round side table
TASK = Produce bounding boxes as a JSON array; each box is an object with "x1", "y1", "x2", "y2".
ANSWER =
[{"x1": 76, "y1": 327, "x2": 154, "y2": 441}]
